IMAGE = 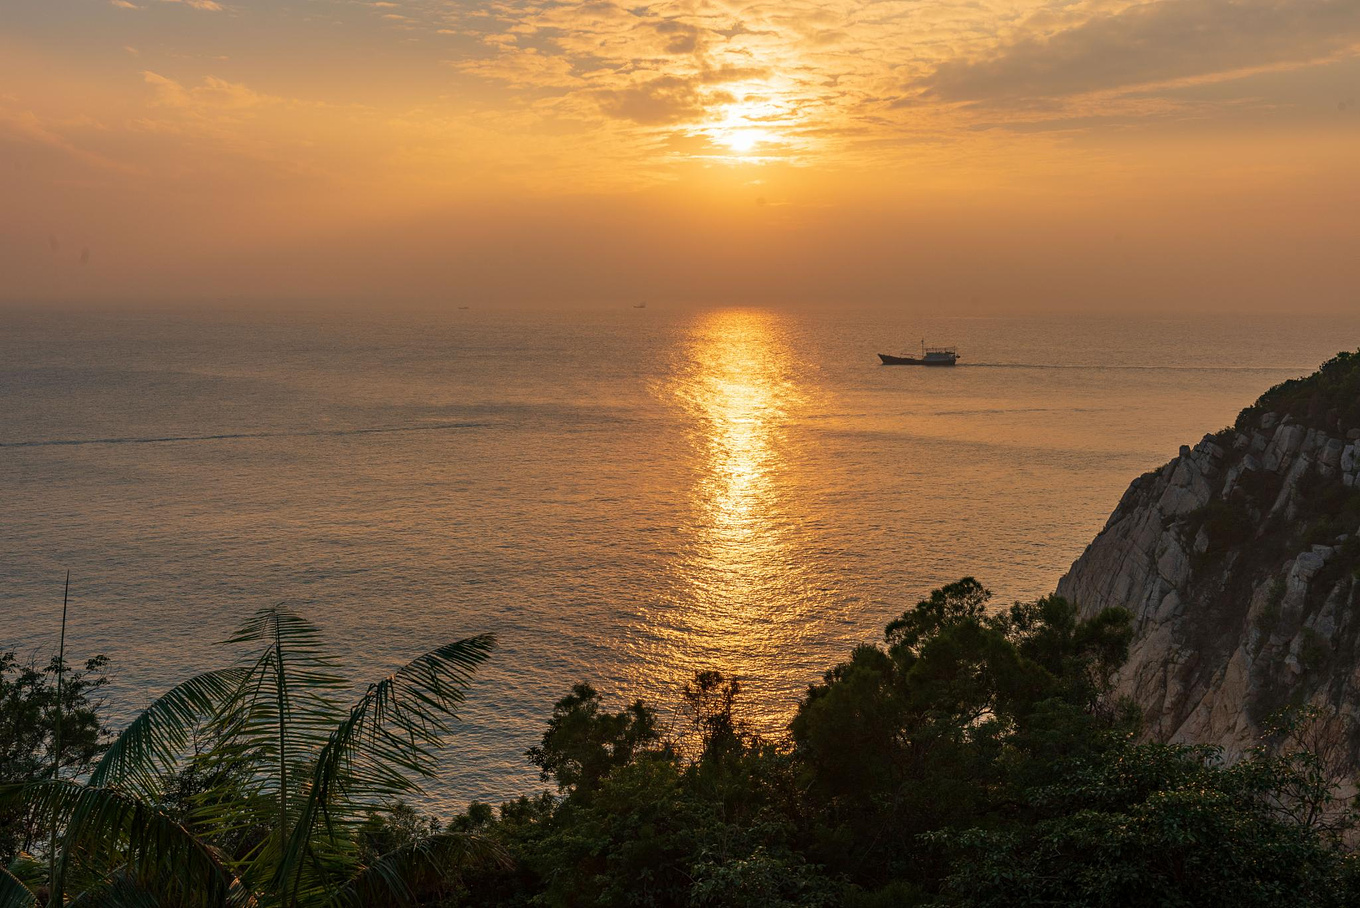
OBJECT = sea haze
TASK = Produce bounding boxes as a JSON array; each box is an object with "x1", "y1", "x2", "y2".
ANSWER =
[{"x1": 3, "y1": 306, "x2": 1356, "y2": 810}]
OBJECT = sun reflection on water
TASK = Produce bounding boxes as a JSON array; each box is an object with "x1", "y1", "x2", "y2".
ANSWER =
[
  {"x1": 688, "y1": 310, "x2": 794, "y2": 553},
  {"x1": 649, "y1": 308, "x2": 819, "y2": 728}
]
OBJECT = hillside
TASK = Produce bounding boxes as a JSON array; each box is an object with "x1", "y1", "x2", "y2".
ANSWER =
[{"x1": 1058, "y1": 351, "x2": 1360, "y2": 760}]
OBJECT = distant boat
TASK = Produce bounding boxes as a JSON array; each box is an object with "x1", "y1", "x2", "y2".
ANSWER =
[
  {"x1": 457, "y1": 306, "x2": 470, "y2": 310},
  {"x1": 633, "y1": 302, "x2": 647, "y2": 309},
  {"x1": 879, "y1": 340, "x2": 959, "y2": 366}
]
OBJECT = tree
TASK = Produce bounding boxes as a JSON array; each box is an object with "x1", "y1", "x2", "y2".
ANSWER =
[
  {"x1": 463, "y1": 672, "x2": 836, "y2": 908},
  {"x1": 790, "y1": 579, "x2": 1134, "y2": 887},
  {"x1": 933, "y1": 734, "x2": 1360, "y2": 907},
  {"x1": 0, "y1": 651, "x2": 108, "y2": 864},
  {"x1": 0, "y1": 606, "x2": 498, "y2": 908},
  {"x1": 526, "y1": 683, "x2": 659, "y2": 798}
]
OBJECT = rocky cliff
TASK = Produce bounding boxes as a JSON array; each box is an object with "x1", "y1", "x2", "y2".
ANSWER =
[{"x1": 1058, "y1": 351, "x2": 1360, "y2": 759}]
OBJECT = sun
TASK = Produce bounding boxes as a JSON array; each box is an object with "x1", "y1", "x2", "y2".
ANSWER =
[
  {"x1": 700, "y1": 91, "x2": 787, "y2": 158},
  {"x1": 720, "y1": 129, "x2": 767, "y2": 154}
]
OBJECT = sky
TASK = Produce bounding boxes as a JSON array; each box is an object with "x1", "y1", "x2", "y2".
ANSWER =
[{"x1": 2, "y1": 0, "x2": 1359, "y2": 311}]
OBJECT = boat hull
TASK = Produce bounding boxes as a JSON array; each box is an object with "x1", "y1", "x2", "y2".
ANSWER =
[{"x1": 878, "y1": 353, "x2": 957, "y2": 366}]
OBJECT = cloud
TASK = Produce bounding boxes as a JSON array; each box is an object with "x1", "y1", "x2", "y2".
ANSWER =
[
  {"x1": 0, "y1": 107, "x2": 139, "y2": 173},
  {"x1": 448, "y1": 49, "x2": 581, "y2": 89},
  {"x1": 587, "y1": 64, "x2": 768, "y2": 125},
  {"x1": 698, "y1": 65, "x2": 769, "y2": 85},
  {"x1": 595, "y1": 75, "x2": 735, "y2": 124},
  {"x1": 142, "y1": 72, "x2": 277, "y2": 110},
  {"x1": 655, "y1": 20, "x2": 704, "y2": 54},
  {"x1": 143, "y1": 71, "x2": 193, "y2": 107},
  {"x1": 921, "y1": 0, "x2": 1360, "y2": 101},
  {"x1": 80, "y1": 0, "x2": 1360, "y2": 200},
  {"x1": 195, "y1": 76, "x2": 274, "y2": 109},
  {"x1": 110, "y1": 1, "x2": 142, "y2": 9},
  {"x1": 159, "y1": 0, "x2": 224, "y2": 10}
]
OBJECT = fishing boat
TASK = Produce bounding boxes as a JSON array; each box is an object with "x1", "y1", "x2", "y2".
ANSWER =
[{"x1": 878, "y1": 341, "x2": 959, "y2": 366}]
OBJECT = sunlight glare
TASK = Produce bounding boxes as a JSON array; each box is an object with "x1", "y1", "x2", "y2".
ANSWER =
[{"x1": 720, "y1": 129, "x2": 768, "y2": 155}]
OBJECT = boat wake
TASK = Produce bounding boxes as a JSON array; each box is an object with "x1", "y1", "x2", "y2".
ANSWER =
[
  {"x1": 0, "y1": 421, "x2": 488, "y2": 449},
  {"x1": 957, "y1": 363, "x2": 1307, "y2": 373}
]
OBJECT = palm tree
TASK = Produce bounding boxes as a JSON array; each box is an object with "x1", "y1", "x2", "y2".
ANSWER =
[{"x1": 1, "y1": 606, "x2": 498, "y2": 907}]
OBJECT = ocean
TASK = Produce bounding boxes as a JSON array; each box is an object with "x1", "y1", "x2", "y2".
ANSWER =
[{"x1": 2, "y1": 305, "x2": 1355, "y2": 811}]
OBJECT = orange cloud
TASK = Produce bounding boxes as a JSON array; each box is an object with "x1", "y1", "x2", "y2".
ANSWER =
[{"x1": 3, "y1": 0, "x2": 1359, "y2": 308}]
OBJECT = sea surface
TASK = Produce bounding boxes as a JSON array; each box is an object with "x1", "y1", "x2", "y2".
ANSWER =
[{"x1": 3, "y1": 306, "x2": 1357, "y2": 812}]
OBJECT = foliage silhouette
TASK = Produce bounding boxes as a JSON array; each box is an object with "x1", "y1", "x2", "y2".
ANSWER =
[
  {"x1": 6, "y1": 583, "x2": 1358, "y2": 907},
  {"x1": 0, "y1": 606, "x2": 498, "y2": 908}
]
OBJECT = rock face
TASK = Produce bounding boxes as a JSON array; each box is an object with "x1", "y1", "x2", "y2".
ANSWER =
[{"x1": 1058, "y1": 355, "x2": 1360, "y2": 760}]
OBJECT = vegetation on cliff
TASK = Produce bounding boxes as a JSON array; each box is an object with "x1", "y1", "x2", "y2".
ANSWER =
[
  {"x1": 4, "y1": 580, "x2": 1358, "y2": 907},
  {"x1": 1236, "y1": 349, "x2": 1360, "y2": 433}
]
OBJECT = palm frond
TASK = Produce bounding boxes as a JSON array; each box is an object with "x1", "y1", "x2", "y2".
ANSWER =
[
  {"x1": 65, "y1": 871, "x2": 174, "y2": 908},
  {"x1": 88, "y1": 667, "x2": 250, "y2": 796},
  {"x1": 316, "y1": 635, "x2": 497, "y2": 804},
  {"x1": 210, "y1": 607, "x2": 347, "y2": 835},
  {"x1": 275, "y1": 635, "x2": 496, "y2": 897},
  {"x1": 326, "y1": 832, "x2": 507, "y2": 908},
  {"x1": 222, "y1": 607, "x2": 342, "y2": 685},
  {"x1": 65, "y1": 867, "x2": 251, "y2": 908},
  {"x1": 0, "y1": 781, "x2": 235, "y2": 908},
  {"x1": 0, "y1": 866, "x2": 37, "y2": 908}
]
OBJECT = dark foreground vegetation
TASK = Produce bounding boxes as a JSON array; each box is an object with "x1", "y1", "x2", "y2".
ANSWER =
[{"x1": 4, "y1": 580, "x2": 1359, "y2": 907}]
